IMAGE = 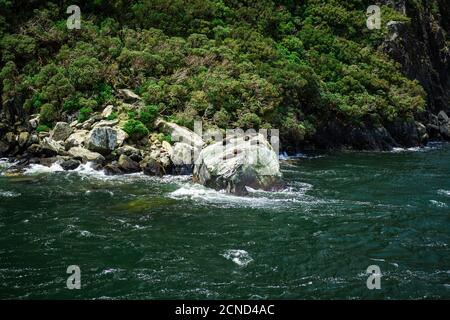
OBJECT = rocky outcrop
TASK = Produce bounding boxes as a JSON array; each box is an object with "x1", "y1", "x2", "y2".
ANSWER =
[
  {"x1": 428, "y1": 110, "x2": 450, "y2": 140},
  {"x1": 193, "y1": 133, "x2": 283, "y2": 195},
  {"x1": 380, "y1": 1, "x2": 450, "y2": 114}
]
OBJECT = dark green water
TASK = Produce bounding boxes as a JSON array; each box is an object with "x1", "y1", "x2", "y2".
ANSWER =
[{"x1": 1, "y1": 143, "x2": 449, "y2": 299}]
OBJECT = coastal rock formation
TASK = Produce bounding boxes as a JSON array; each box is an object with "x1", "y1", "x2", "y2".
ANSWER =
[{"x1": 193, "y1": 133, "x2": 283, "y2": 195}]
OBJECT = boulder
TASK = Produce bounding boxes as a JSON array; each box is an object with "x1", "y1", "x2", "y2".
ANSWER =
[
  {"x1": 156, "y1": 119, "x2": 203, "y2": 150},
  {"x1": 65, "y1": 130, "x2": 89, "y2": 149},
  {"x1": 116, "y1": 145, "x2": 141, "y2": 162},
  {"x1": 118, "y1": 89, "x2": 141, "y2": 102},
  {"x1": 438, "y1": 111, "x2": 449, "y2": 122},
  {"x1": 193, "y1": 133, "x2": 283, "y2": 195},
  {"x1": 85, "y1": 127, "x2": 117, "y2": 154},
  {"x1": 18, "y1": 132, "x2": 30, "y2": 147},
  {"x1": 171, "y1": 142, "x2": 195, "y2": 174},
  {"x1": 68, "y1": 147, "x2": 105, "y2": 163},
  {"x1": 60, "y1": 159, "x2": 81, "y2": 170},
  {"x1": 93, "y1": 119, "x2": 119, "y2": 128},
  {"x1": 0, "y1": 140, "x2": 9, "y2": 155},
  {"x1": 104, "y1": 163, "x2": 123, "y2": 175},
  {"x1": 41, "y1": 137, "x2": 65, "y2": 154},
  {"x1": 118, "y1": 154, "x2": 141, "y2": 173},
  {"x1": 161, "y1": 140, "x2": 173, "y2": 155},
  {"x1": 101, "y1": 105, "x2": 114, "y2": 118},
  {"x1": 140, "y1": 156, "x2": 164, "y2": 176},
  {"x1": 50, "y1": 122, "x2": 72, "y2": 142},
  {"x1": 116, "y1": 128, "x2": 128, "y2": 146}
]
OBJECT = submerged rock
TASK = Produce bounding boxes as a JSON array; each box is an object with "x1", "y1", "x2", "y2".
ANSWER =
[{"x1": 193, "y1": 133, "x2": 283, "y2": 195}]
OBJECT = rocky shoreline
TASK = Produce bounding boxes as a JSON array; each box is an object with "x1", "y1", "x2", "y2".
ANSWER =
[
  {"x1": 0, "y1": 91, "x2": 285, "y2": 195},
  {"x1": 1, "y1": 90, "x2": 450, "y2": 195}
]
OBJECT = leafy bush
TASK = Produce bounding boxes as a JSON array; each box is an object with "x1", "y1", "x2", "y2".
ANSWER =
[
  {"x1": 139, "y1": 105, "x2": 159, "y2": 129},
  {"x1": 78, "y1": 107, "x2": 94, "y2": 123},
  {"x1": 39, "y1": 103, "x2": 57, "y2": 125},
  {"x1": 36, "y1": 124, "x2": 50, "y2": 133},
  {"x1": 122, "y1": 119, "x2": 149, "y2": 140}
]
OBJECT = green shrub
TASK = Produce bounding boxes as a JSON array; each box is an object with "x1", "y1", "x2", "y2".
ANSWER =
[
  {"x1": 139, "y1": 104, "x2": 159, "y2": 129},
  {"x1": 39, "y1": 103, "x2": 57, "y2": 125},
  {"x1": 78, "y1": 107, "x2": 93, "y2": 123},
  {"x1": 36, "y1": 124, "x2": 50, "y2": 133},
  {"x1": 106, "y1": 112, "x2": 118, "y2": 120},
  {"x1": 122, "y1": 119, "x2": 149, "y2": 140}
]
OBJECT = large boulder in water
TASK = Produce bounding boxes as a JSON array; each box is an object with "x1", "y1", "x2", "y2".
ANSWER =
[{"x1": 193, "y1": 133, "x2": 283, "y2": 195}]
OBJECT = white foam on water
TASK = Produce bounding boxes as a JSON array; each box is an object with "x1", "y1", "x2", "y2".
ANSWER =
[
  {"x1": 222, "y1": 249, "x2": 253, "y2": 267},
  {"x1": 437, "y1": 189, "x2": 450, "y2": 197},
  {"x1": 24, "y1": 162, "x2": 64, "y2": 174},
  {"x1": 391, "y1": 142, "x2": 444, "y2": 153},
  {"x1": 429, "y1": 200, "x2": 448, "y2": 208},
  {"x1": 0, "y1": 190, "x2": 21, "y2": 198},
  {"x1": 169, "y1": 183, "x2": 279, "y2": 208}
]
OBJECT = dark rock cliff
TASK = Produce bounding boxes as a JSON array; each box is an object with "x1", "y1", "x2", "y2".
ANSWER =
[{"x1": 381, "y1": 0, "x2": 449, "y2": 114}]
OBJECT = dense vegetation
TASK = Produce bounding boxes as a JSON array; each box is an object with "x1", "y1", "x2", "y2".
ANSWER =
[{"x1": 0, "y1": 0, "x2": 435, "y2": 147}]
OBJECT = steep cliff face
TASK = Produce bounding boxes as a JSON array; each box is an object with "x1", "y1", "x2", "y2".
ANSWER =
[{"x1": 381, "y1": 0, "x2": 449, "y2": 114}]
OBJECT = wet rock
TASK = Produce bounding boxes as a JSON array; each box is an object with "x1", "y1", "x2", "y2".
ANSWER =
[
  {"x1": 140, "y1": 156, "x2": 164, "y2": 176},
  {"x1": 104, "y1": 163, "x2": 122, "y2": 175},
  {"x1": 49, "y1": 122, "x2": 72, "y2": 142},
  {"x1": 118, "y1": 154, "x2": 141, "y2": 173},
  {"x1": 68, "y1": 147, "x2": 105, "y2": 163},
  {"x1": 26, "y1": 144, "x2": 43, "y2": 156},
  {"x1": 171, "y1": 142, "x2": 195, "y2": 174},
  {"x1": 60, "y1": 159, "x2": 81, "y2": 170},
  {"x1": 193, "y1": 133, "x2": 283, "y2": 195},
  {"x1": 85, "y1": 127, "x2": 117, "y2": 154}
]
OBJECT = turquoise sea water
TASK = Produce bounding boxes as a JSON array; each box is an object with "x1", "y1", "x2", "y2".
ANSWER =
[{"x1": 0, "y1": 143, "x2": 449, "y2": 299}]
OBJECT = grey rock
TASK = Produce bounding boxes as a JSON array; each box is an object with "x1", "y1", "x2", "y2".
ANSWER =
[
  {"x1": 193, "y1": 133, "x2": 283, "y2": 195},
  {"x1": 68, "y1": 147, "x2": 105, "y2": 163},
  {"x1": 85, "y1": 127, "x2": 117, "y2": 154},
  {"x1": 50, "y1": 122, "x2": 72, "y2": 142},
  {"x1": 118, "y1": 154, "x2": 141, "y2": 173}
]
